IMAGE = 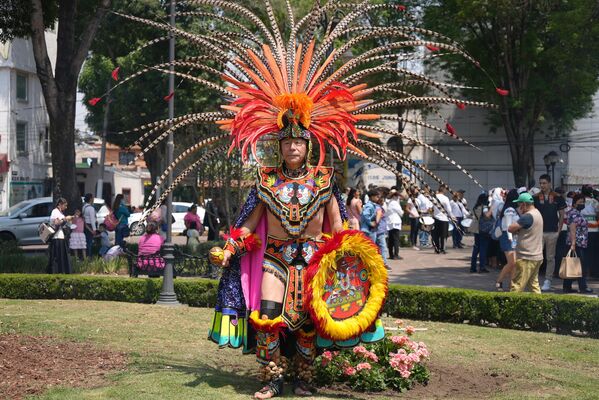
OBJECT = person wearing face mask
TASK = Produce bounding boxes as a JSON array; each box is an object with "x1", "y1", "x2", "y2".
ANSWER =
[
  {"x1": 508, "y1": 193, "x2": 544, "y2": 293},
  {"x1": 563, "y1": 193, "x2": 593, "y2": 294}
]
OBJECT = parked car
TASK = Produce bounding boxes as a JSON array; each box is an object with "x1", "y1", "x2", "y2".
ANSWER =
[
  {"x1": 0, "y1": 197, "x2": 106, "y2": 245},
  {"x1": 128, "y1": 202, "x2": 205, "y2": 235}
]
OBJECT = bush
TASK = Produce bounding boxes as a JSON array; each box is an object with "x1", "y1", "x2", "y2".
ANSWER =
[
  {"x1": 385, "y1": 285, "x2": 599, "y2": 337},
  {"x1": 0, "y1": 240, "x2": 23, "y2": 256},
  {"x1": 1, "y1": 275, "x2": 598, "y2": 337},
  {"x1": 0, "y1": 274, "x2": 218, "y2": 307},
  {"x1": 0, "y1": 255, "x2": 48, "y2": 273},
  {"x1": 315, "y1": 324, "x2": 429, "y2": 392}
]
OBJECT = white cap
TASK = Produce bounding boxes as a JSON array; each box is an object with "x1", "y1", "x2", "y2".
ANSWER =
[{"x1": 517, "y1": 186, "x2": 528, "y2": 194}]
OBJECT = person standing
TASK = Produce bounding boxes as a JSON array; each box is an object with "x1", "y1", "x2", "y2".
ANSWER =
[
  {"x1": 113, "y1": 194, "x2": 130, "y2": 248},
  {"x1": 432, "y1": 185, "x2": 454, "y2": 254},
  {"x1": 68, "y1": 209, "x2": 86, "y2": 261},
  {"x1": 534, "y1": 174, "x2": 566, "y2": 291},
  {"x1": 470, "y1": 193, "x2": 491, "y2": 273},
  {"x1": 46, "y1": 198, "x2": 73, "y2": 274},
  {"x1": 563, "y1": 193, "x2": 593, "y2": 294},
  {"x1": 204, "y1": 199, "x2": 221, "y2": 241},
  {"x1": 450, "y1": 191, "x2": 468, "y2": 248},
  {"x1": 375, "y1": 195, "x2": 389, "y2": 266},
  {"x1": 360, "y1": 188, "x2": 380, "y2": 242},
  {"x1": 495, "y1": 189, "x2": 519, "y2": 290},
  {"x1": 385, "y1": 189, "x2": 403, "y2": 260},
  {"x1": 508, "y1": 193, "x2": 544, "y2": 293},
  {"x1": 416, "y1": 189, "x2": 433, "y2": 248},
  {"x1": 406, "y1": 187, "x2": 420, "y2": 250},
  {"x1": 82, "y1": 193, "x2": 97, "y2": 258},
  {"x1": 184, "y1": 204, "x2": 204, "y2": 252},
  {"x1": 347, "y1": 188, "x2": 363, "y2": 230}
]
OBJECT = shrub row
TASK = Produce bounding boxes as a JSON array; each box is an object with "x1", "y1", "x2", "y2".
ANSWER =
[{"x1": 1, "y1": 274, "x2": 597, "y2": 337}]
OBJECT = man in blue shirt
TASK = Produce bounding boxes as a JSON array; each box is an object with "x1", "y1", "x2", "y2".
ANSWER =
[{"x1": 361, "y1": 188, "x2": 381, "y2": 242}]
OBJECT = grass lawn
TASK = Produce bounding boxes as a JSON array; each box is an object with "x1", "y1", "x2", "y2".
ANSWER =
[{"x1": 1, "y1": 299, "x2": 599, "y2": 399}]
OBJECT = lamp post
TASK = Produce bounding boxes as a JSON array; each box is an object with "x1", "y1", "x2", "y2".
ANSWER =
[
  {"x1": 543, "y1": 150, "x2": 559, "y2": 189},
  {"x1": 157, "y1": 0, "x2": 180, "y2": 306}
]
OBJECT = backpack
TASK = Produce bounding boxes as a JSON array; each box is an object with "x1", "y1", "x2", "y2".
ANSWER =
[{"x1": 478, "y1": 212, "x2": 495, "y2": 235}]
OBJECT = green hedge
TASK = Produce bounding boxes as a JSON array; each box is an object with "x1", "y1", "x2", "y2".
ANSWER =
[{"x1": 1, "y1": 274, "x2": 598, "y2": 337}]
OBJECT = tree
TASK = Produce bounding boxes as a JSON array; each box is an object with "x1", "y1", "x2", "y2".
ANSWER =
[
  {"x1": 0, "y1": 0, "x2": 111, "y2": 211},
  {"x1": 421, "y1": 0, "x2": 599, "y2": 187}
]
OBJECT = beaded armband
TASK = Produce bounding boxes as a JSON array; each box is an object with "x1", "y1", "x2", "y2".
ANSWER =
[{"x1": 222, "y1": 227, "x2": 262, "y2": 256}]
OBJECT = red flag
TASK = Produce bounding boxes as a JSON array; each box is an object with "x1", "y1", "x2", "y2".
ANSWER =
[
  {"x1": 397, "y1": 5, "x2": 406, "y2": 11},
  {"x1": 425, "y1": 44, "x2": 440, "y2": 52},
  {"x1": 446, "y1": 123, "x2": 456, "y2": 136},
  {"x1": 456, "y1": 102, "x2": 466, "y2": 110},
  {"x1": 111, "y1": 67, "x2": 120, "y2": 81},
  {"x1": 164, "y1": 91, "x2": 175, "y2": 102},
  {"x1": 88, "y1": 97, "x2": 101, "y2": 106},
  {"x1": 496, "y1": 88, "x2": 509, "y2": 96}
]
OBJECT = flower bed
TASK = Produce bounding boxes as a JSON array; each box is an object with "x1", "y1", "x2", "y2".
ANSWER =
[{"x1": 314, "y1": 320, "x2": 430, "y2": 392}]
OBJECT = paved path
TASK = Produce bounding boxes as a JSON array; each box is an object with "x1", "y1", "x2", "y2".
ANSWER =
[
  {"x1": 387, "y1": 236, "x2": 598, "y2": 296},
  {"x1": 22, "y1": 234, "x2": 597, "y2": 296}
]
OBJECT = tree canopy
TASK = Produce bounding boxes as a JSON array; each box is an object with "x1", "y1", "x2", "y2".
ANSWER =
[{"x1": 422, "y1": 0, "x2": 599, "y2": 186}]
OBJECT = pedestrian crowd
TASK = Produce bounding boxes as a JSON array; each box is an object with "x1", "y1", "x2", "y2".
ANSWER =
[
  {"x1": 45, "y1": 192, "x2": 207, "y2": 274},
  {"x1": 344, "y1": 173, "x2": 596, "y2": 295}
]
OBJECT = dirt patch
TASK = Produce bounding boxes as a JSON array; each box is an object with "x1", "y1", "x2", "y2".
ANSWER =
[
  {"x1": 318, "y1": 360, "x2": 508, "y2": 400},
  {"x1": 0, "y1": 334, "x2": 127, "y2": 400}
]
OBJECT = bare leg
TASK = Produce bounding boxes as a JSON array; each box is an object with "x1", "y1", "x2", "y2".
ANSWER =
[{"x1": 496, "y1": 251, "x2": 516, "y2": 289}]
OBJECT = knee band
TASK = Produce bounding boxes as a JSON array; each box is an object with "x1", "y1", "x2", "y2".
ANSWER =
[{"x1": 260, "y1": 300, "x2": 283, "y2": 320}]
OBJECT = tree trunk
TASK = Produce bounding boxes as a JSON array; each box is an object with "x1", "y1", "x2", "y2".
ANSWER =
[
  {"x1": 49, "y1": 94, "x2": 80, "y2": 210},
  {"x1": 29, "y1": 0, "x2": 110, "y2": 213},
  {"x1": 503, "y1": 115, "x2": 536, "y2": 188}
]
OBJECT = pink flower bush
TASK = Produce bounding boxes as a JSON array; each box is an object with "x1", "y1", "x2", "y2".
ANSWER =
[
  {"x1": 314, "y1": 325, "x2": 430, "y2": 392},
  {"x1": 356, "y1": 362, "x2": 372, "y2": 371},
  {"x1": 395, "y1": 319, "x2": 404, "y2": 326}
]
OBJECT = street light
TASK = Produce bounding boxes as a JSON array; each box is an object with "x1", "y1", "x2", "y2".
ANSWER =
[{"x1": 543, "y1": 150, "x2": 559, "y2": 188}]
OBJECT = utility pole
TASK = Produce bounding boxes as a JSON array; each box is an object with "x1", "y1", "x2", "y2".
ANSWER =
[
  {"x1": 96, "y1": 80, "x2": 111, "y2": 201},
  {"x1": 157, "y1": 0, "x2": 180, "y2": 306}
]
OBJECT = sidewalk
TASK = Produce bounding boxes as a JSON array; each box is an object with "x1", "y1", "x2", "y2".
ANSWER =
[{"x1": 387, "y1": 236, "x2": 598, "y2": 296}]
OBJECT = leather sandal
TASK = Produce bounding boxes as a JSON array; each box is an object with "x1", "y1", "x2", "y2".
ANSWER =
[{"x1": 254, "y1": 377, "x2": 283, "y2": 399}]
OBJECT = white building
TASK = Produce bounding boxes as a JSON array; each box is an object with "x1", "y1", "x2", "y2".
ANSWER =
[{"x1": 0, "y1": 31, "x2": 57, "y2": 209}]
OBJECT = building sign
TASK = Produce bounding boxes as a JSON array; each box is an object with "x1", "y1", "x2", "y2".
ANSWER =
[{"x1": 347, "y1": 160, "x2": 397, "y2": 189}]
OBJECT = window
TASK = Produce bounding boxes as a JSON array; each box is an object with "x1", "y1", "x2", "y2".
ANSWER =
[
  {"x1": 16, "y1": 73, "x2": 27, "y2": 101},
  {"x1": 118, "y1": 151, "x2": 135, "y2": 165},
  {"x1": 16, "y1": 121, "x2": 27, "y2": 154},
  {"x1": 122, "y1": 188, "x2": 131, "y2": 205},
  {"x1": 41, "y1": 127, "x2": 50, "y2": 155},
  {"x1": 20, "y1": 202, "x2": 51, "y2": 218}
]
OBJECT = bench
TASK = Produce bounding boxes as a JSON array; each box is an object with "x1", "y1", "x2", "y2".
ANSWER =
[{"x1": 124, "y1": 247, "x2": 216, "y2": 278}]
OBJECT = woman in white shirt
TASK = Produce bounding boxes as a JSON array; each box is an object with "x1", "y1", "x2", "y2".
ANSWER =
[
  {"x1": 495, "y1": 189, "x2": 519, "y2": 290},
  {"x1": 385, "y1": 190, "x2": 404, "y2": 260},
  {"x1": 47, "y1": 198, "x2": 73, "y2": 274}
]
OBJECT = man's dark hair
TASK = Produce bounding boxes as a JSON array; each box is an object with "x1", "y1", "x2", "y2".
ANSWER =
[
  {"x1": 539, "y1": 174, "x2": 551, "y2": 183},
  {"x1": 84, "y1": 193, "x2": 93, "y2": 203},
  {"x1": 367, "y1": 188, "x2": 380, "y2": 198}
]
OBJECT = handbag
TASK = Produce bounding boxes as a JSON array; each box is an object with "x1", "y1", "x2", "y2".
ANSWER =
[
  {"x1": 479, "y1": 214, "x2": 495, "y2": 235},
  {"x1": 38, "y1": 222, "x2": 56, "y2": 243},
  {"x1": 103, "y1": 213, "x2": 118, "y2": 231},
  {"x1": 559, "y1": 249, "x2": 583, "y2": 279}
]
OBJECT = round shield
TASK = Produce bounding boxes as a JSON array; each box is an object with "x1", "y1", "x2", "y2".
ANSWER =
[
  {"x1": 420, "y1": 216, "x2": 434, "y2": 226},
  {"x1": 448, "y1": 223, "x2": 454, "y2": 232},
  {"x1": 304, "y1": 230, "x2": 388, "y2": 342}
]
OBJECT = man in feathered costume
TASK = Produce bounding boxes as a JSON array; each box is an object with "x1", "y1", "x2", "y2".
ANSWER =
[
  {"x1": 209, "y1": 100, "x2": 388, "y2": 397},
  {"x1": 102, "y1": 2, "x2": 505, "y2": 398}
]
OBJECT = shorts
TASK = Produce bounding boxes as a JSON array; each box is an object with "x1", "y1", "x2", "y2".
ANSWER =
[{"x1": 499, "y1": 231, "x2": 517, "y2": 252}]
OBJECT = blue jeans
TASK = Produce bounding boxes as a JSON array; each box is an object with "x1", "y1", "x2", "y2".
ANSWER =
[
  {"x1": 452, "y1": 218, "x2": 463, "y2": 247},
  {"x1": 115, "y1": 224, "x2": 129, "y2": 247},
  {"x1": 563, "y1": 246, "x2": 588, "y2": 291},
  {"x1": 419, "y1": 230, "x2": 430, "y2": 246},
  {"x1": 470, "y1": 233, "x2": 489, "y2": 272},
  {"x1": 375, "y1": 232, "x2": 388, "y2": 265}
]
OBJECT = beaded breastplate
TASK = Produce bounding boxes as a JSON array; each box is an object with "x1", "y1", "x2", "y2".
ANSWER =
[{"x1": 256, "y1": 166, "x2": 334, "y2": 237}]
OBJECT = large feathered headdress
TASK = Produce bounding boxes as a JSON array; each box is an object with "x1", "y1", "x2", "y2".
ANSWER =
[{"x1": 89, "y1": 1, "x2": 507, "y2": 214}]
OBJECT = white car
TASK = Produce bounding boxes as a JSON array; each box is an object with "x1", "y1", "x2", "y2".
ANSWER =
[
  {"x1": 128, "y1": 202, "x2": 205, "y2": 235},
  {"x1": 0, "y1": 197, "x2": 105, "y2": 245}
]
